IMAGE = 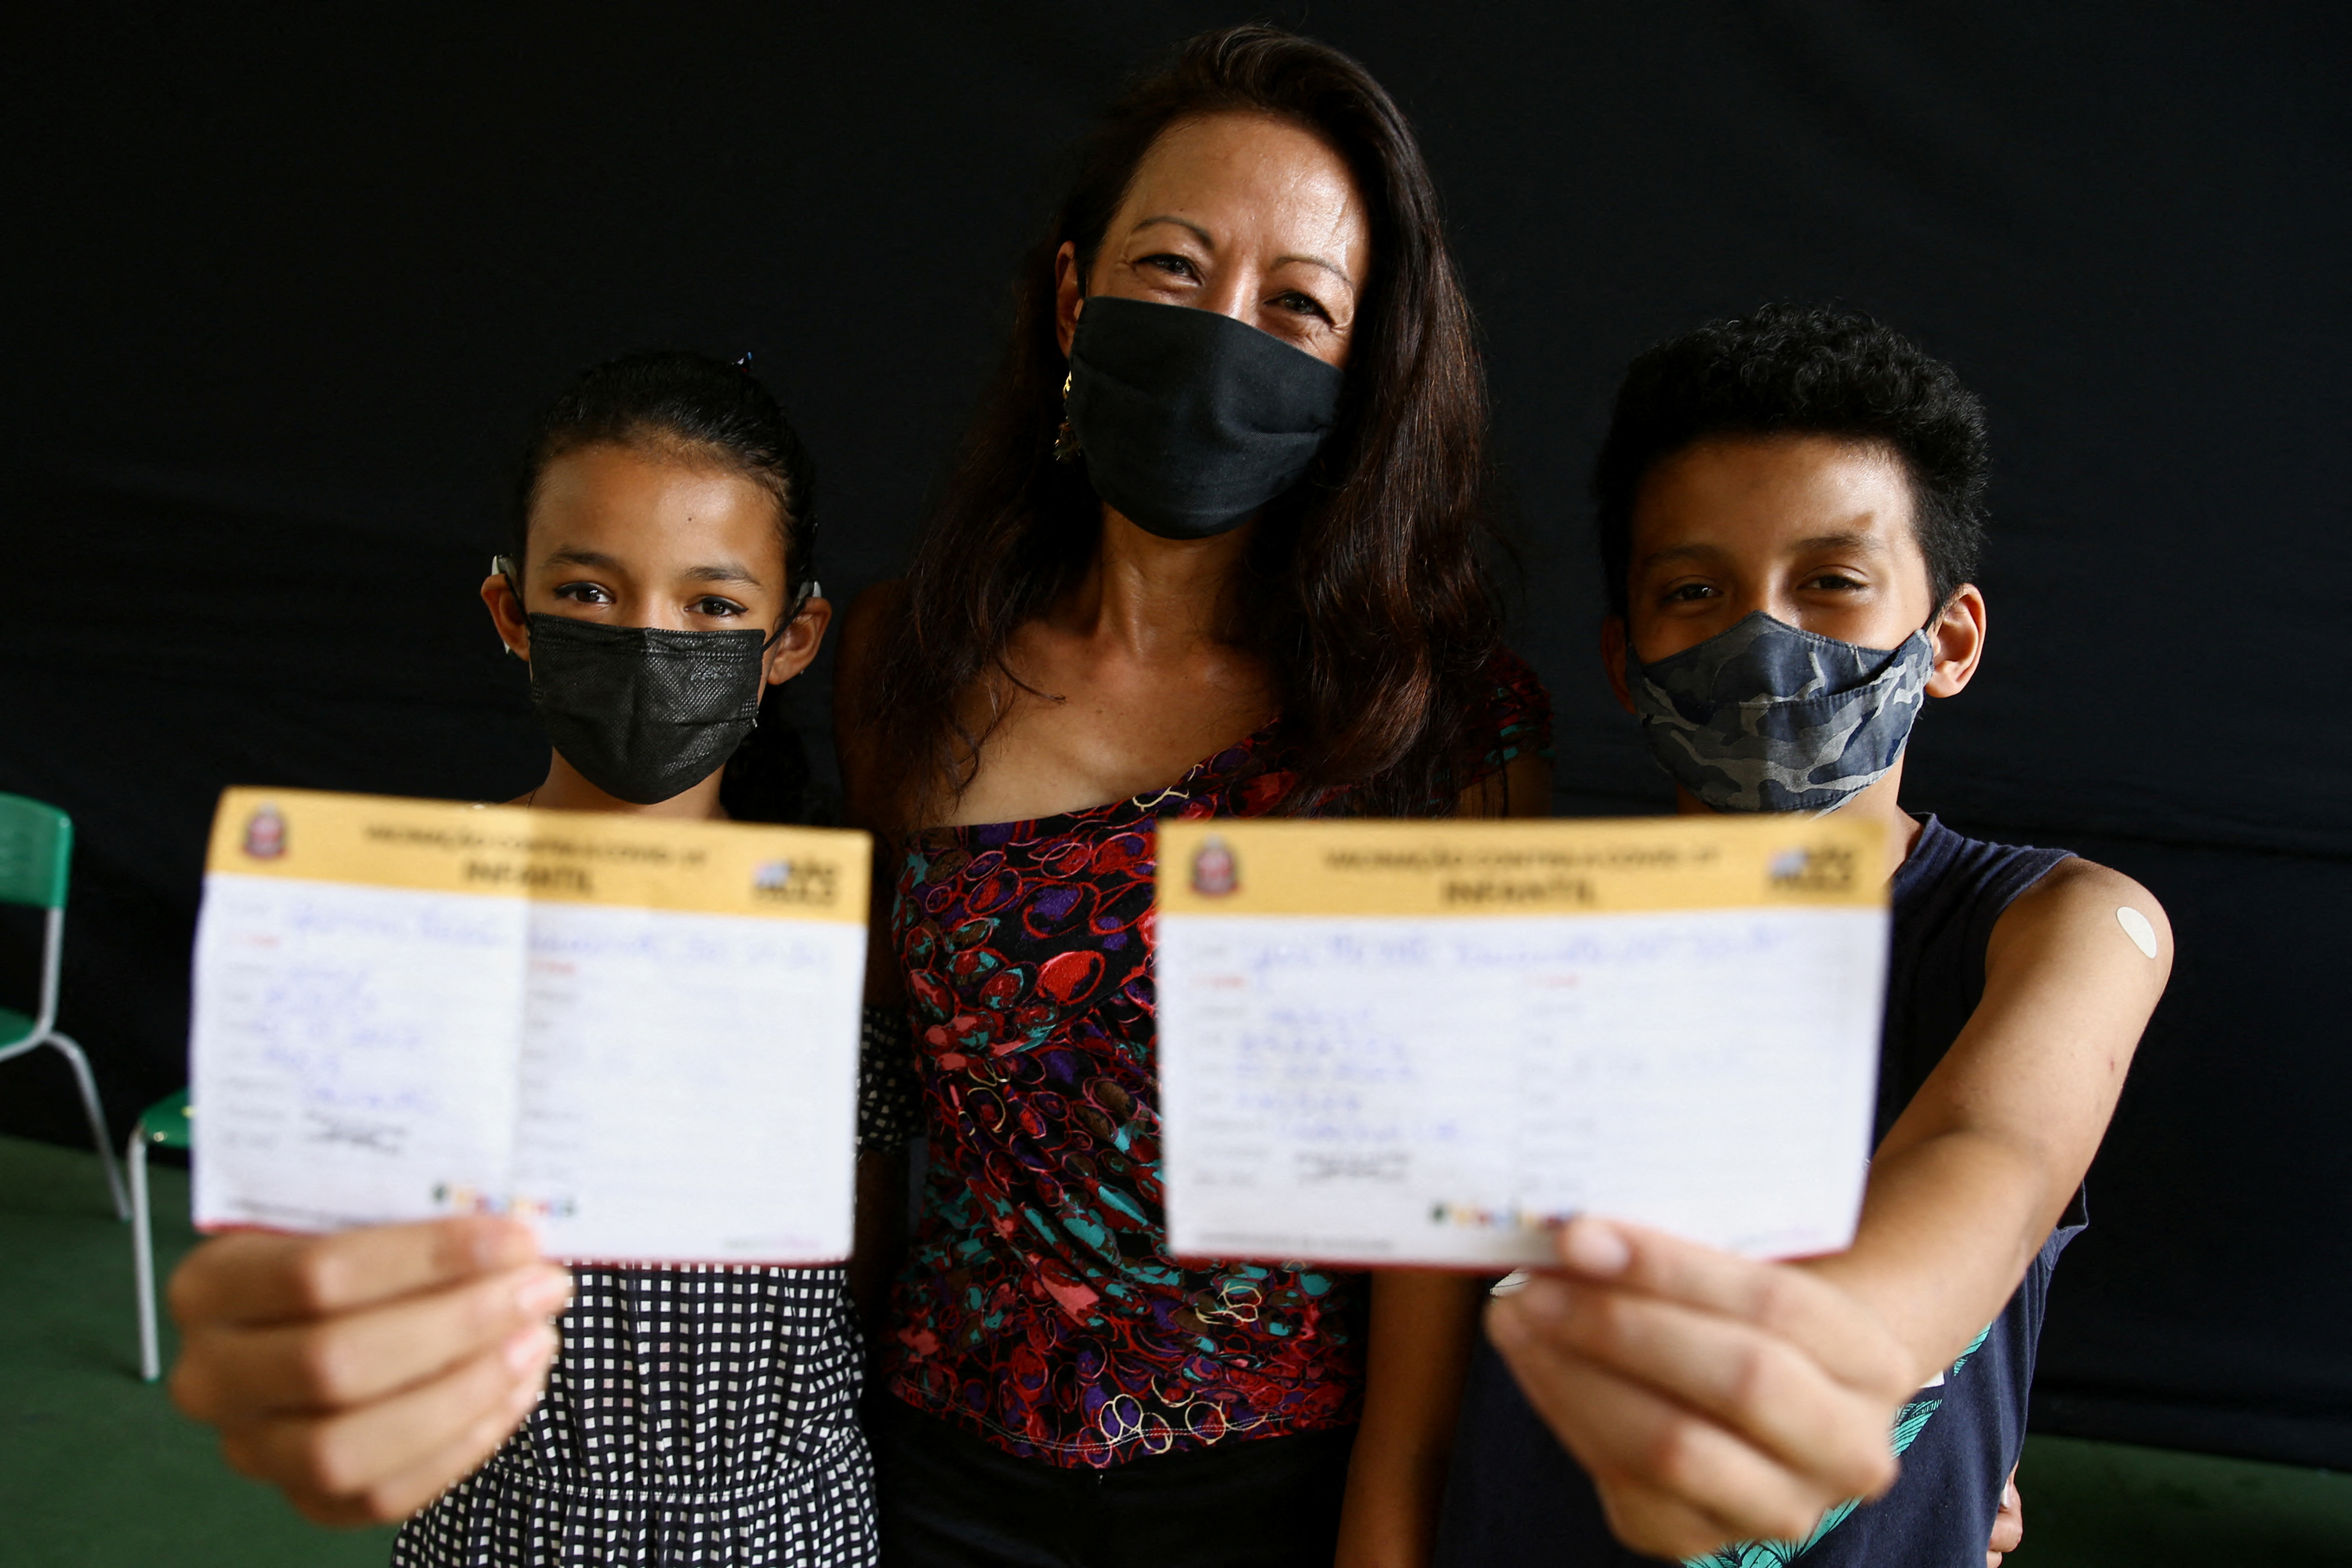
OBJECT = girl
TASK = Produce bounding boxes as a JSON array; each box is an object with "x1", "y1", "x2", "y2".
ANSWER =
[{"x1": 170, "y1": 350, "x2": 908, "y2": 1567}]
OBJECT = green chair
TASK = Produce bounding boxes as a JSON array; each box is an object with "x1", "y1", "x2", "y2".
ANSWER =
[
  {"x1": 0, "y1": 793, "x2": 128, "y2": 1220},
  {"x1": 130, "y1": 1089, "x2": 191, "y2": 1381}
]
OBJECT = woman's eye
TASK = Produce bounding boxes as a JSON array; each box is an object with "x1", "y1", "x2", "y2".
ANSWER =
[
  {"x1": 553, "y1": 582, "x2": 612, "y2": 605},
  {"x1": 1664, "y1": 583, "x2": 1717, "y2": 603},
  {"x1": 1274, "y1": 289, "x2": 1333, "y2": 324},
  {"x1": 1139, "y1": 253, "x2": 1199, "y2": 283}
]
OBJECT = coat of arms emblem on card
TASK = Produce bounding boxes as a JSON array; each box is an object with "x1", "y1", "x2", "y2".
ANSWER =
[
  {"x1": 1189, "y1": 834, "x2": 1238, "y2": 897},
  {"x1": 241, "y1": 803, "x2": 287, "y2": 860}
]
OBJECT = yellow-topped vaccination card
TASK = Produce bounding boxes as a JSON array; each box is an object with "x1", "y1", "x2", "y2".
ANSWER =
[
  {"x1": 202, "y1": 787, "x2": 868, "y2": 919},
  {"x1": 191, "y1": 788, "x2": 871, "y2": 1263},
  {"x1": 1155, "y1": 815, "x2": 1888, "y2": 1267}
]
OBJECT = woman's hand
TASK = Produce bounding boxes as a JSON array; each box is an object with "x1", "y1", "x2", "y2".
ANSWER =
[
  {"x1": 168, "y1": 1217, "x2": 571, "y2": 1525},
  {"x1": 1484, "y1": 1216, "x2": 1915, "y2": 1561}
]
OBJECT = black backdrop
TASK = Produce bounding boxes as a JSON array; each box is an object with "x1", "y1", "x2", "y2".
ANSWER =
[{"x1": 4, "y1": 3, "x2": 2345, "y2": 1468}]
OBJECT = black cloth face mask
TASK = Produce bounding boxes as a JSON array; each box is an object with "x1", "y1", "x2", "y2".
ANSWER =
[
  {"x1": 524, "y1": 613, "x2": 774, "y2": 805},
  {"x1": 1063, "y1": 295, "x2": 1345, "y2": 539}
]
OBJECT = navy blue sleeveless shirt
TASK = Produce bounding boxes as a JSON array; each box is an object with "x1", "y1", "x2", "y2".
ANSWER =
[{"x1": 1436, "y1": 817, "x2": 2084, "y2": 1568}]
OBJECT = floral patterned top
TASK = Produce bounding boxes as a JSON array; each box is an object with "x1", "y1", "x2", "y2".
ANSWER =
[{"x1": 880, "y1": 651, "x2": 1554, "y2": 1468}]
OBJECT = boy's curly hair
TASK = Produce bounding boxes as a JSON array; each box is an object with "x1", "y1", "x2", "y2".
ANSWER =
[{"x1": 1593, "y1": 303, "x2": 1989, "y2": 617}]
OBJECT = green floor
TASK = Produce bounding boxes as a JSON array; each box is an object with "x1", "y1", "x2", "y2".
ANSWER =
[
  {"x1": 1, "y1": 1131, "x2": 400, "y2": 1566},
  {"x1": 4, "y1": 1131, "x2": 2349, "y2": 1566}
]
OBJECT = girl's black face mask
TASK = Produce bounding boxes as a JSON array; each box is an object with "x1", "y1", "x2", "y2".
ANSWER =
[
  {"x1": 525, "y1": 614, "x2": 770, "y2": 805},
  {"x1": 1063, "y1": 295, "x2": 1345, "y2": 540}
]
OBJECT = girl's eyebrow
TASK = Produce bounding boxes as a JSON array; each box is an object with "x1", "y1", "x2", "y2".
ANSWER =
[
  {"x1": 683, "y1": 561, "x2": 761, "y2": 586},
  {"x1": 541, "y1": 547, "x2": 759, "y2": 587},
  {"x1": 544, "y1": 545, "x2": 621, "y2": 570}
]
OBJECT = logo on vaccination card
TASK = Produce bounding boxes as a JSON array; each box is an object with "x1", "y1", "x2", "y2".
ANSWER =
[
  {"x1": 1767, "y1": 842, "x2": 1858, "y2": 894},
  {"x1": 1190, "y1": 835, "x2": 1239, "y2": 897},
  {"x1": 241, "y1": 803, "x2": 288, "y2": 859},
  {"x1": 752, "y1": 857, "x2": 838, "y2": 906}
]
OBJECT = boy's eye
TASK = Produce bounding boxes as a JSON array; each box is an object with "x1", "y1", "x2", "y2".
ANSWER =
[
  {"x1": 553, "y1": 581, "x2": 612, "y2": 605},
  {"x1": 1805, "y1": 572, "x2": 1865, "y2": 591},
  {"x1": 692, "y1": 596, "x2": 747, "y2": 617},
  {"x1": 1664, "y1": 582, "x2": 1718, "y2": 602}
]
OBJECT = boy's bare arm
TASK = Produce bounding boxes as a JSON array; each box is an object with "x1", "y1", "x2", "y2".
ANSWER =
[
  {"x1": 1799, "y1": 858, "x2": 2171, "y2": 1382},
  {"x1": 1486, "y1": 858, "x2": 2170, "y2": 1559}
]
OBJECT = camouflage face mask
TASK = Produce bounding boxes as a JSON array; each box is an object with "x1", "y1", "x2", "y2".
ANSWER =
[{"x1": 1627, "y1": 611, "x2": 1935, "y2": 813}]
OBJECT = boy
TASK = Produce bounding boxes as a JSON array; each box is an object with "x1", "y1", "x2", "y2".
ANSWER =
[{"x1": 1436, "y1": 305, "x2": 2170, "y2": 1567}]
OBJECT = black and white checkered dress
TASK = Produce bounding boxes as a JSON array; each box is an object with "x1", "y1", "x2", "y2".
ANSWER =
[{"x1": 393, "y1": 1013, "x2": 922, "y2": 1567}]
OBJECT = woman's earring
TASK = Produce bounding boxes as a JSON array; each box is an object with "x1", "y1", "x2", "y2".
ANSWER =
[{"x1": 1052, "y1": 371, "x2": 1081, "y2": 463}]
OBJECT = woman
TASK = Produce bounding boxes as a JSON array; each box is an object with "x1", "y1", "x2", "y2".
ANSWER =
[
  {"x1": 169, "y1": 351, "x2": 899, "y2": 1565},
  {"x1": 836, "y1": 27, "x2": 1552, "y2": 1568}
]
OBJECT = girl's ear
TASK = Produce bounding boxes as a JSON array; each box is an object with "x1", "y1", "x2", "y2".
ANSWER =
[
  {"x1": 481, "y1": 570, "x2": 531, "y2": 660},
  {"x1": 762, "y1": 596, "x2": 833, "y2": 686},
  {"x1": 1925, "y1": 585, "x2": 1987, "y2": 699}
]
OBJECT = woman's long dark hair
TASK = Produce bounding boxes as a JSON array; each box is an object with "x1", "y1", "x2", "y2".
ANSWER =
[{"x1": 865, "y1": 25, "x2": 1506, "y2": 821}]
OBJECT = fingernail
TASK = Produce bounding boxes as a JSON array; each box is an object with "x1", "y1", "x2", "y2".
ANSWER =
[
  {"x1": 516, "y1": 1267, "x2": 571, "y2": 1318},
  {"x1": 1560, "y1": 1218, "x2": 1631, "y2": 1276},
  {"x1": 1513, "y1": 1278, "x2": 1573, "y2": 1327},
  {"x1": 504, "y1": 1323, "x2": 554, "y2": 1376},
  {"x1": 1486, "y1": 1297, "x2": 1528, "y2": 1351},
  {"x1": 469, "y1": 1216, "x2": 538, "y2": 1270}
]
